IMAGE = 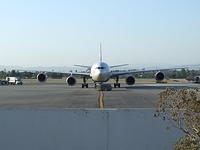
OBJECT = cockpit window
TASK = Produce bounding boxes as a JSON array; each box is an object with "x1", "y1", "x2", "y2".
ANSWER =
[{"x1": 96, "y1": 67, "x2": 105, "y2": 69}]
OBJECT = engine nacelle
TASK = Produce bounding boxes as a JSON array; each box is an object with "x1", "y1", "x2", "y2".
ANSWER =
[
  {"x1": 66, "y1": 76, "x2": 76, "y2": 86},
  {"x1": 194, "y1": 76, "x2": 200, "y2": 83},
  {"x1": 155, "y1": 72, "x2": 164, "y2": 81},
  {"x1": 37, "y1": 73, "x2": 47, "y2": 82},
  {"x1": 126, "y1": 76, "x2": 135, "y2": 85}
]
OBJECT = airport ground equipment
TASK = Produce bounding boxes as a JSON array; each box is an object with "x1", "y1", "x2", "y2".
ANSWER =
[{"x1": 6, "y1": 77, "x2": 23, "y2": 85}]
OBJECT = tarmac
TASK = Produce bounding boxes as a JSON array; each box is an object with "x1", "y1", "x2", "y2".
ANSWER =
[
  {"x1": 0, "y1": 80, "x2": 192, "y2": 150},
  {"x1": 0, "y1": 80, "x2": 199, "y2": 108}
]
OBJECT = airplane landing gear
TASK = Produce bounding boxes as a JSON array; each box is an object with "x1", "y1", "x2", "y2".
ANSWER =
[
  {"x1": 114, "y1": 76, "x2": 120, "y2": 88},
  {"x1": 82, "y1": 84, "x2": 88, "y2": 88},
  {"x1": 94, "y1": 83, "x2": 97, "y2": 88},
  {"x1": 82, "y1": 77, "x2": 88, "y2": 88}
]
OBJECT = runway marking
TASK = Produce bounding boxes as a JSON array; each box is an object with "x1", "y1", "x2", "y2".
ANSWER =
[{"x1": 98, "y1": 91, "x2": 104, "y2": 108}]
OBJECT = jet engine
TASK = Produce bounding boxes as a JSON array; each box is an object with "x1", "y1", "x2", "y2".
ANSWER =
[
  {"x1": 194, "y1": 76, "x2": 200, "y2": 83},
  {"x1": 126, "y1": 76, "x2": 135, "y2": 85},
  {"x1": 155, "y1": 72, "x2": 164, "y2": 81},
  {"x1": 66, "y1": 76, "x2": 76, "y2": 86},
  {"x1": 37, "y1": 73, "x2": 47, "y2": 82}
]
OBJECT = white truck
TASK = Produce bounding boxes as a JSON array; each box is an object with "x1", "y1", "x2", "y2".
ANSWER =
[{"x1": 6, "y1": 77, "x2": 23, "y2": 85}]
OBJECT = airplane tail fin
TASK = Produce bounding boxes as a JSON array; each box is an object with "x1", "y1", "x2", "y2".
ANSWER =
[{"x1": 99, "y1": 43, "x2": 102, "y2": 62}]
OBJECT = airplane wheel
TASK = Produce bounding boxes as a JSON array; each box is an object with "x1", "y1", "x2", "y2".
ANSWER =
[
  {"x1": 82, "y1": 84, "x2": 88, "y2": 88},
  {"x1": 118, "y1": 84, "x2": 120, "y2": 88},
  {"x1": 114, "y1": 84, "x2": 116, "y2": 88},
  {"x1": 114, "y1": 83, "x2": 120, "y2": 88}
]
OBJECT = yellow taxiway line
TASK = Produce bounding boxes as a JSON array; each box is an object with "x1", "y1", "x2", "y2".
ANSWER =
[{"x1": 98, "y1": 91, "x2": 104, "y2": 108}]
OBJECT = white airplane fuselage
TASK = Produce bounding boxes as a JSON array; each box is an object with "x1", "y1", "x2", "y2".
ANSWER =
[{"x1": 90, "y1": 62, "x2": 111, "y2": 83}]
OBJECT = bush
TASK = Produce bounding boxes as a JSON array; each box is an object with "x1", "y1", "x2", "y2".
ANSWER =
[{"x1": 155, "y1": 88, "x2": 200, "y2": 149}]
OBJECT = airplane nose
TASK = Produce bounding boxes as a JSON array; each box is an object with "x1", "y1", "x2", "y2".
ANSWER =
[
  {"x1": 98, "y1": 72, "x2": 103, "y2": 77},
  {"x1": 97, "y1": 72, "x2": 104, "y2": 81}
]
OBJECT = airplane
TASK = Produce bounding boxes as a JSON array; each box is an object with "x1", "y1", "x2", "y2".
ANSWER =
[{"x1": 36, "y1": 44, "x2": 183, "y2": 88}]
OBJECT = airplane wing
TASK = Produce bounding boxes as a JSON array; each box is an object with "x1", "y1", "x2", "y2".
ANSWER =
[
  {"x1": 110, "y1": 64, "x2": 128, "y2": 68},
  {"x1": 17, "y1": 69, "x2": 90, "y2": 77},
  {"x1": 74, "y1": 65, "x2": 91, "y2": 69},
  {"x1": 111, "y1": 67, "x2": 184, "y2": 77},
  {"x1": 47, "y1": 71, "x2": 90, "y2": 77},
  {"x1": 70, "y1": 72, "x2": 90, "y2": 77}
]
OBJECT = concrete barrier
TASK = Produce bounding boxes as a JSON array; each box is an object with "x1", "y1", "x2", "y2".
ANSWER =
[{"x1": 0, "y1": 109, "x2": 183, "y2": 150}]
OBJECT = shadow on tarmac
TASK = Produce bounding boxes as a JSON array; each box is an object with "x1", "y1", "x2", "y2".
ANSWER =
[{"x1": 125, "y1": 85, "x2": 197, "y2": 90}]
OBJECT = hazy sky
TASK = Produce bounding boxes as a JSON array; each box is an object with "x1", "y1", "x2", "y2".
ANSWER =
[{"x1": 0, "y1": 0, "x2": 199, "y2": 67}]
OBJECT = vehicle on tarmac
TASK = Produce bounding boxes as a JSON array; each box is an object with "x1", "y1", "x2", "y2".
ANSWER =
[
  {"x1": 0, "y1": 80, "x2": 8, "y2": 85},
  {"x1": 6, "y1": 77, "x2": 23, "y2": 85}
]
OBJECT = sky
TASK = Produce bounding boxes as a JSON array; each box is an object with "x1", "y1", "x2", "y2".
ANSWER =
[{"x1": 0, "y1": 0, "x2": 200, "y2": 67}]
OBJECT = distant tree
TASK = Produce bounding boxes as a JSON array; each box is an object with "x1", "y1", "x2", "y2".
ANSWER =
[
  {"x1": 180, "y1": 69, "x2": 188, "y2": 78},
  {"x1": 21, "y1": 71, "x2": 35, "y2": 79},
  {"x1": 1, "y1": 69, "x2": 200, "y2": 80},
  {"x1": 0, "y1": 71, "x2": 7, "y2": 79},
  {"x1": 8, "y1": 70, "x2": 20, "y2": 77},
  {"x1": 155, "y1": 88, "x2": 200, "y2": 150}
]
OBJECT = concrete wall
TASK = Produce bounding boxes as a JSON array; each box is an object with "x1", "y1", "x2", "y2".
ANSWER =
[{"x1": 0, "y1": 109, "x2": 183, "y2": 150}]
